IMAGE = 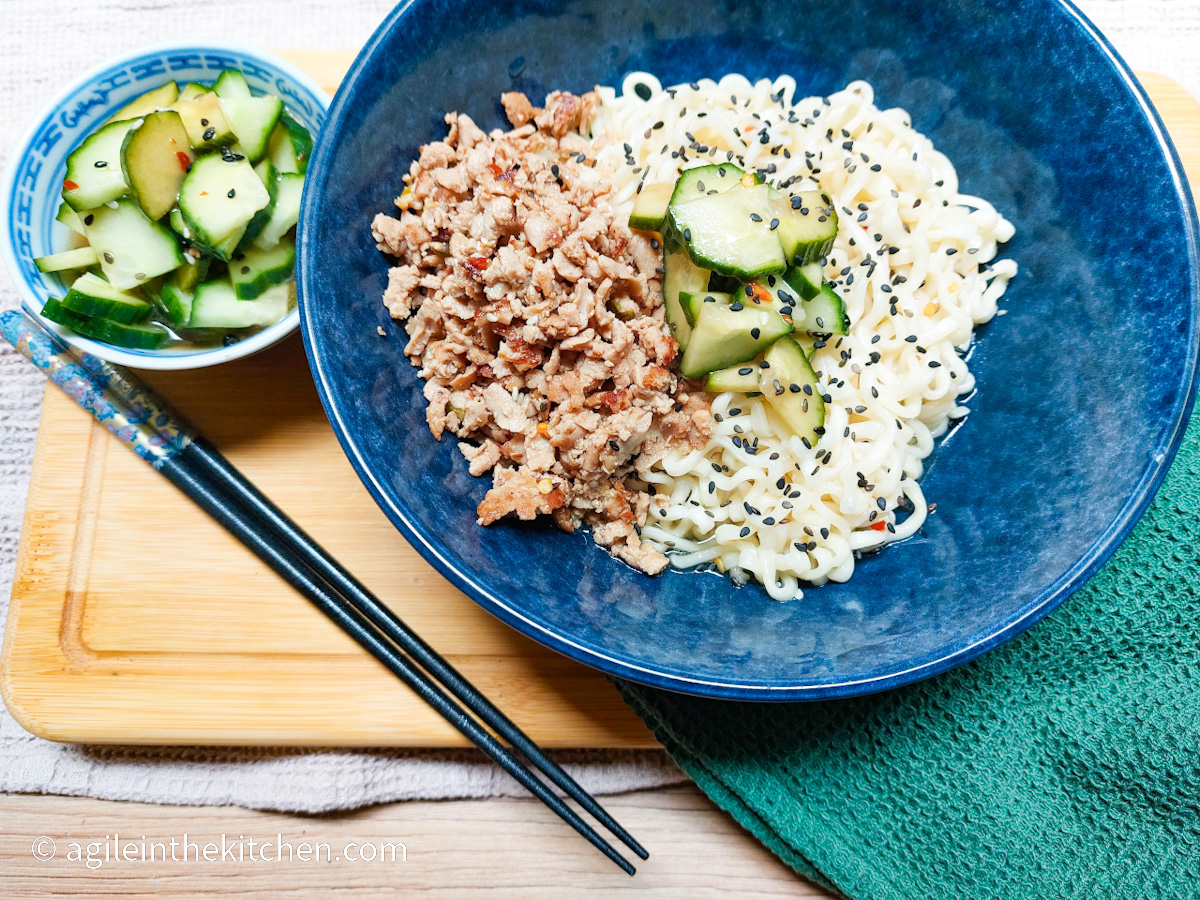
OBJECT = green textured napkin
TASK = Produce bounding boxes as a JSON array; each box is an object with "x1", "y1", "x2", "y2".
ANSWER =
[{"x1": 618, "y1": 417, "x2": 1200, "y2": 899}]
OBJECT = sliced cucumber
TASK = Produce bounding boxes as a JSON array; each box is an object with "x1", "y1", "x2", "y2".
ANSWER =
[
  {"x1": 178, "y1": 153, "x2": 271, "y2": 253},
  {"x1": 56, "y1": 202, "x2": 86, "y2": 236},
  {"x1": 189, "y1": 279, "x2": 290, "y2": 329},
  {"x1": 668, "y1": 164, "x2": 745, "y2": 208},
  {"x1": 280, "y1": 114, "x2": 313, "y2": 173},
  {"x1": 266, "y1": 114, "x2": 313, "y2": 174},
  {"x1": 679, "y1": 302, "x2": 793, "y2": 380},
  {"x1": 253, "y1": 172, "x2": 303, "y2": 249},
  {"x1": 41, "y1": 297, "x2": 169, "y2": 350},
  {"x1": 678, "y1": 290, "x2": 732, "y2": 327},
  {"x1": 62, "y1": 119, "x2": 133, "y2": 211},
  {"x1": 106, "y1": 82, "x2": 178, "y2": 124},
  {"x1": 705, "y1": 357, "x2": 765, "y2": 393},
  {"x1": 662, "y1": 248, "x2": 708, "y2": 351},
  {"x1": 220, "y1": 96, "x2": 283, "y2": 161},
  {"x1": 60, "y1": 272, "x2": 152, "y2": 323},
  {"x1": 213, "y1": 69, "x2": 252, "y2": 100},
  {"x1": 670, "y1": 182, "x2": 786, "y2": 281},
  {"x1": 82, "y1": 199, "x2": 185, "y2": 290},
  {"x1": 176, "y1": 93, "x2": 238, "y2": 151},
  {"x1": 800, "y1": 282, "x2": 849, "y2": 336},
  {"x1": 783, "y1": 262, "x2": 824, "y2": 300},
  {"x1": 629, "y1": 182, "x2": 672, "y2": 232},
  {"x1": 230, "y1": 239, "x2": 294, "y2": 299},
  {"x1": 759, "y1": 336, "x2": 824, "y2": 444},
  {"x1": 736, "y1": 274, "x2": 803, "y2": 314},
  {"x1": 153, "y1": 258, "x2": 209, "y2": 326},
  {"x1": 177, "y1": 82, "x2": 211, "y2": 102},
  {"x1": 772, "y1": 190, "x2": 838, "y2": 266},
  {"x1": 120, "y1": 110, "x2": 194, "y2": 221},
  {"x1": 34, "y1": 246, "x2": 99, "y2": 273},
  {"x1": 240, "y1": 161, "x2": 279, "y2": 248},
  {"x1": 168, "y1": 207, "x2": 189, "y2": 239}
]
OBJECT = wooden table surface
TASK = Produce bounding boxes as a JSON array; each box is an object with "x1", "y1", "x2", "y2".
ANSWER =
[{"x1": 0, "y1": 787, "x2": 829, "y2": 897}]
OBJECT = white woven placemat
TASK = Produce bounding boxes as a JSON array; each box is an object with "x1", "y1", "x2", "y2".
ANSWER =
[{"x1": 0, "y1": 0, "x2": 1194, "y2": 813}]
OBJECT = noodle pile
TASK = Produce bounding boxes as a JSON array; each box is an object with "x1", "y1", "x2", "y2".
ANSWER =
[{"x1": 584, "y1": 74, "x2": 1016, "y2": 599}]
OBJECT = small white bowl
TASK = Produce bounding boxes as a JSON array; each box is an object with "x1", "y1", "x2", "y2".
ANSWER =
[{"x1": 0, "y1": 42, "x2": 330, "y2": 370}]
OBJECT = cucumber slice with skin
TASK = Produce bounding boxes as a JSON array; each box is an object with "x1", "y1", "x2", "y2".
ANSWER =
[
  {"x1": 82, "y1": 199, "x2": 186, "y2": 290},
  {"x1": 662, "y1": 248, "x2": 708, "y2": 351},
  {"x1": 35, "y1": 246, "x2": 99, "y2": 273},
  {"x1": 106, "y1": 82, "x2": 178, "y2": 125},
  {"x1": 120, "y1": 110, "x2": 195, "y2": 221},
  {"x1": 280, "y1": 114, "x2": 313, "y2": 173},
  {"x1": 220, "y1": 96, "x2": 283, "y2": 161},
  {"x1": 177, "y1": 82, "x2": 211, "y2": 102},
  {"x1": 679, "y1": 302, "x2": 793, "y2": 380},
  {"x1": 705, "y1": 356, "x2": 766, "y2": 393},
  {"x1": 628, "y1": 182, "x2": 672, "y2": 232},
  {"x1": 783, "y1": 262, "x2": 824, "y2": 301},
  {"x1": 230, "y1": 239, "x2": 294, "y2": 300},
  {"x1": 189, "y1": 279, "x2": 290, "y2": 329},
  {"x1": 253, "y1": 172, "x2": 303, "y2": 249},
  {"x1": 759, "y1": 336, "x2": 824, "y2": 445},
  {"x1": 41, "y1": 297, "x2": 169, "y2": 350},
  {"x1": 176, "y1": 94, "x2": 237, "y2": 151},
  {"x1": 678, "y1": 290, "x2": 732, "y2": 327},
  {"x1": 266, "y1": 114, "x2": 313, "y2": 174},
  {"x1": 736, "y1": 274, "x2": 803, "y2": 314},
  {"x1": 154, "y1": 259, "x2": 209, "y2": 326},
  {"x1": 239, "y1": 161, "x2": 279, "y2": 249},
  {"x1": 213, "y1": 69, "x2": 252, "y2": 100},
  {"x1": 178, "y1": 152, "x2": 271, "y2": 252},
  {"x1": 62, "y1": 119, "x2": 133, "y2": 211},
  {"x1": 670, "y1": 182, "x2": 786, "y2": 281},
  {"x1": 56, "y1": 202, "x2": 86, "y2": 236},
  {"x1": 771, "y1": 190, "x2": 838, "y2": 266},
  {"x1": 60, "y1": 272, "x2": 152, "y2": 323},
  {"x1": 800, "y1": 282, "x2": 849, "y2": 336},
  {"x1": 668, "y1": 164, "x2": 746, "y2": 208}
]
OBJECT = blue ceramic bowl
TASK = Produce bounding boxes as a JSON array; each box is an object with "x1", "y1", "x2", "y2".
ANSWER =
[
  {"x1": 0, "y1": 42, "x2": 329, "y2": 370},
  {"x1": 299, "y1": 0, "x2": 1199, "y2": 699}
]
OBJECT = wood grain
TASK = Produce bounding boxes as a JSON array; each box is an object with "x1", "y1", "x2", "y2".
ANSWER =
[
  {"x1": 0, "y1": 787, "x2": 830, "y2": 898},
  {"x1": 3, "y1": 58, "x2": 1198, "y2": 751}
]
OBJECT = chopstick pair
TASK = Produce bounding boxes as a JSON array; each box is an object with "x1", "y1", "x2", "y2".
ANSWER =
[{"x1": 0, "y1": 309, "x2": 646, "y2": 875}]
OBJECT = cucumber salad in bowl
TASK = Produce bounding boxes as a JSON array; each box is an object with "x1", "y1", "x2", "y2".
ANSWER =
[{"x1": 35, "y1": 68, "x2": 311, "y2": 352}]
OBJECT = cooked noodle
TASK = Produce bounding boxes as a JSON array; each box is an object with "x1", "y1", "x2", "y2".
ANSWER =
[{"x1": 584, "y1": 74, "x2": 1017, "y2": 600}]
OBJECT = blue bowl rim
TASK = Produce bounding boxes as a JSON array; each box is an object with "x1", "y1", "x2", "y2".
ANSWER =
[
  {"x1": 0, "y1": 40, "x2": 330, "y2": 371},
  {"x1": 297, "y1": 0, "x2": 1200, "y2": 700}
]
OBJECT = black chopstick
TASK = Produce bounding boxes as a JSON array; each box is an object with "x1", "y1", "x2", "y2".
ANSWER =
[
  {"x1": 159, "y1": 456, "x2": 635, "y2": 875},
  {"x1": 2, "y1": 311, "x2": 641, "y2": 874},
  {"x1": 182, "y1": 435, "x2": 649, "y2": 862}
]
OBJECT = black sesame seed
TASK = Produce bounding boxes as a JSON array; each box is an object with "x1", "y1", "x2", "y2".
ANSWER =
[
  {"x1": 103, "y1": 252, "x2": 114, "y2": 264},
  {"x1": 738, "y1": 367, "x2": 753, "y2": 376},
  {"x1": 240, "y1": 265, "x2": 251, "y2": 274},
  {"x1": 634, "y1": 82, "x2": 652, "y2": 101},
  {"x1": 94, "y1": 160, "x2": 107, "y2": 168},
  {"x1": 929, "y1": 360, "x2": 942, "y2": 368},
  {"x1": 905, "y1": 335, "x2": 918, "y2": 343},
  {"x1": 749, "y1": 213, "x2": 762, "y2": 223},
  {"x1": 203, "y1": 127, "x2": 216, "y2": 141},
  {"x1": 227, "y1": 189, "x2": 236, "y2": 198},
  {"x1": 751, "y1": 328, "x2": 761, "y2": 340},
  {"x1": 730, "y1": 301, "x2": 744, "y2": 312},
  {"x1": 740, "y1": 526, "x2": 751, "y2": 538},
  {"x1": 769, "y1": 218, "x2": 779, "y2": 231},
  {"x1": 683, "y1": 228, "x2": 692, "y2": 241},
  {"x1": 84, "y1": 214, "x2": 94, "y2": 226}
]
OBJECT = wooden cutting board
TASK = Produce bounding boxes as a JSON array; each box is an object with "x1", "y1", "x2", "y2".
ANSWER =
[{"x1": 2, "y1": 56, "x2": 1197, "y2": 748}]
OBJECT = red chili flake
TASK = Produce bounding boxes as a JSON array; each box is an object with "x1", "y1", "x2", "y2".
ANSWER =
[
  {"x1": 176, "y1": 151, "x2": 191, "y2": 172},
  {"x1": 464, "y1": 256, "x2": 490, "y2": 273},
  {"x1": 63, "y1": 179, "x2": 79, "y2": 191},
  {"x1": 749, "y1": 283, "x2": 773, "y2": 304},
  {"x1": 869, "y1": 521, "x2": 887, "y2": 531},
  {"x1": 486, "y1": 163, "x2": 504, "y2": 178}
]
